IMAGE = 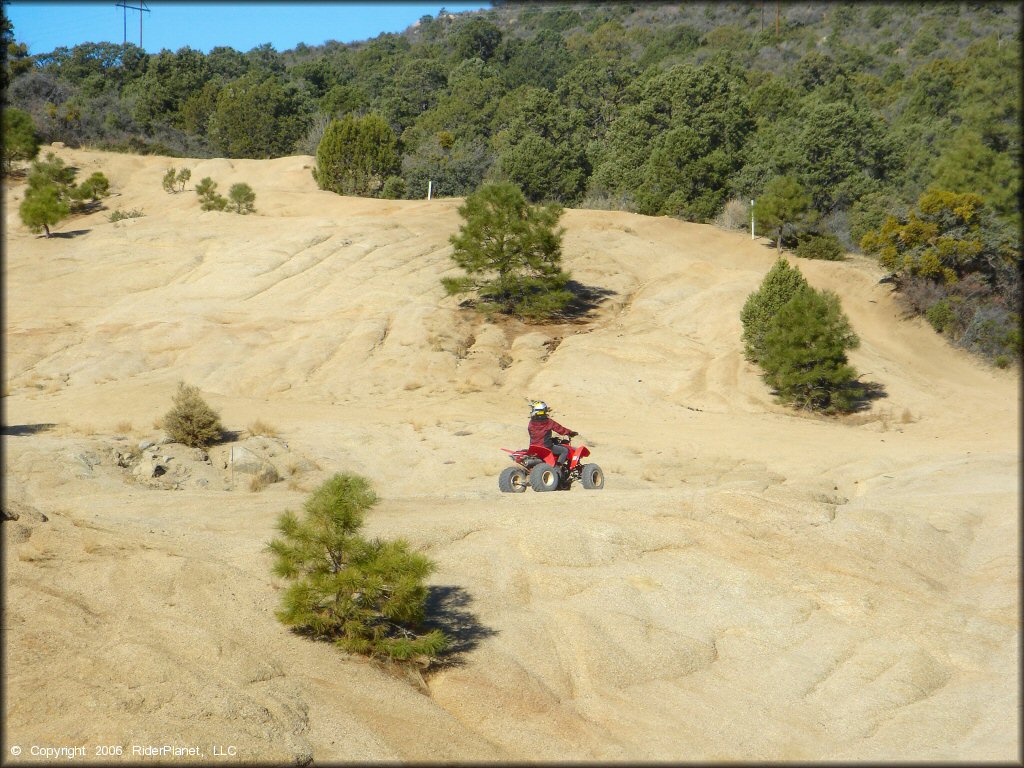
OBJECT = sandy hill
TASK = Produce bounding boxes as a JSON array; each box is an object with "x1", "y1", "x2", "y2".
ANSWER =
[{"x1": 3, "y1": 148, "x2": 1018, "y2": 762}]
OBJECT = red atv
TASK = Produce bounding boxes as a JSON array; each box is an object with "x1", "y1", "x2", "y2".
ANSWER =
[{"x1": 499, "y1": 435, "x2": 605, "y2": 493}]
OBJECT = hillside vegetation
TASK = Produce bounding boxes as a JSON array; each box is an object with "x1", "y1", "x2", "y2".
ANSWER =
[
  {"x1": 3, "y1": 1, "x2": 1020, "y2": 362},
  {"x1": 3, "y1": 146, "x2": 1018, "y2": 762}
]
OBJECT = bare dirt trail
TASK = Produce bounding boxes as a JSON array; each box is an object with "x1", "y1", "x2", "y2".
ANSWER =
[{"x1": 3, "y1": 148, "x2": 1018, "y2": 762}]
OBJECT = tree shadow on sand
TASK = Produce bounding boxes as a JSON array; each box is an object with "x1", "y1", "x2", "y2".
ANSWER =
[
  {"x1": 421, "y1": 585, "x2": 499, "y2": 669},
  {"x1": 48, "y1": 229, "x2": 90, "y2": 239},
  {"x1": 846, "y1": 379, "x2": 888, "y2": 412},
  {"x1": 554, "y1": 280, "x2": 618, "y2": 322},
  {"x1": 2, "y1": 423, "x2": 58, "y2": 436}
]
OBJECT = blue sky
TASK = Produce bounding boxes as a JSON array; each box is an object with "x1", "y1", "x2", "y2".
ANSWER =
[{"x1": 5, "y1": 1, "x2": 492, "y2": 55}]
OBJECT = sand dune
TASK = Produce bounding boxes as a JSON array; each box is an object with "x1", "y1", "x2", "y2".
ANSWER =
[{"x1": 3, "y1": 148, "x2": 1018, "y2": 762}]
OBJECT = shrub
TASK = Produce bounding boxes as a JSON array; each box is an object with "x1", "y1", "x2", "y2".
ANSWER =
[
  {"x1": 267, "y1": 473, "x2": 449, "y2": 663},
  {"x1": 713, "y1": 197, "x2": 750, "y2": 230},
  {"x1": 162, "y1": 381, "x2": 223, "y2": 448},
  {"x1": 740, "y1": 257, "x2": 810, "y2": 363},
  {"x1": 444, "y1": 181, "x2": 574, "y2": 321},
  {"x1": 227, "y1": 182, "x2": 256, "y2": 214},
  {"x1": 925, "y1": 298, "x2": 956, "y2": 333},
  {"x1": 795, "y1": 232, "x2": 844, "y2": 261},
  {"x1": 19, "y1": 183, "x2": 69, "y2": 237},
  {"x1": 109, "y1": 208, "x2": 144, "y2": 222},
  {"x1": 68, "y1": 171, "x2": 111, "y2": 211},
  {"x1": 756, "y1": 175, "x2": 813, "y2": 251},
  {"x1": 195, "y1": 176, "x2": 227, "y2": 211},
  {"x1": 381, "y1": 175, "x2": 407, "y2": 199},
  {"x1": 247, "y1": 419, "x2": 278, "y2": 437},
  {"x1": 314, "y1": 113, "x2": 399, "y2": 197},
  {"x1": 760, "y1": 286, "x2": 863, "y2": 413},
  {"x1": 3, "y1": 107, "x2": 40, "y2": 172},
  {"x1": 162, "y1": 167, "x2": 177, "y2": 193},
  {"x1": 162, "y1": 166, "x2": 190, "y2": 193}
]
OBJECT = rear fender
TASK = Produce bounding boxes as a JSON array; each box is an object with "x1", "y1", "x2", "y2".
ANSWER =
[{"x1": 526, "y1": 445, "x2": 557, "y2": 465}]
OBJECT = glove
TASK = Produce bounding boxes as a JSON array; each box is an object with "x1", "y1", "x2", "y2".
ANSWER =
[{"x1": 568, "y1": 431, "x2": 578, "y2": 438}]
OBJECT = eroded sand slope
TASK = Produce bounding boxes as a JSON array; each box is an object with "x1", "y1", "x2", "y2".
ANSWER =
[{"x1": 3, "y1": 149, "x2": 1018, "y2": 762}]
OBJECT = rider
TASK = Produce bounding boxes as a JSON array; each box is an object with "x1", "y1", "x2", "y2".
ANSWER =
[{"x1": 528, "y1": 401, "x2": 577, "y2": 468}]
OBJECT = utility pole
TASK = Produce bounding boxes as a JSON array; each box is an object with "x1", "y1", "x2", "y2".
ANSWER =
[
  {"x1": 775, "y1": 2, "x2": 781, "y2": 38},
  {"x1": 115, "y1": 1, "x2": 150, "y2": 47}
]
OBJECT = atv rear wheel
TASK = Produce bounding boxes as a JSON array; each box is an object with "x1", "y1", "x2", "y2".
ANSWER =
[
  {"x1": 581, "y1": 463, "x2": 605, "y2": 489},
  {"x1": 499, "y1": 466, "x2": 528, "y2": 493},
  {"x1": 529, "y1": 462, "x2": 559, "y2": 492}
]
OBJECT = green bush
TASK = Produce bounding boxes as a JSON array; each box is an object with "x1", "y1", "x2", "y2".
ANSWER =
[
  {"x1": 267, "y1": 473, "x2": 449, "y2": 663},
  {"x1": 19, "y1": 183, "x2": 69, "y2": 237},
  {"x1": 740, "y1": 257, "x2": 810, "y2": 363},
  {"x1": 925, "y1": 298, "x2": 955, "y2": 333},
  {"x1": 795, "y1": 232, "x2": 844, "y2": 261},
  {"x1": 68, "y1": 171, "x2": 111, "y2": 210},
  {"x1": 163, "y1": 381, "x2": 223, "y2": 448},
  {"x1": 227, "y1": 182, "x2": 256, "y2": 214},
  {"x1": 109, "y1": 208, "x2": 144, "y2": 222},
  {"x1": 381, "y1": 175, "x2": 407, "y2": 199},
  {"x1": 3, "y1": 107, "x2": 40, "y2": 172},
  {"x1": 165, "y1": 166, "x2": 191, "y2": 193},
  {"x1": 162, "y1": 167, "x2": 177, "y2": 193},
  {"x1": 195, "y1": 176, "x2": 228, "y2": 211},
  {"x1": 314, "y1": 113, "x2": 399, "y2": 197},
  {"x1": 760, "y1": 286, "x2": 863, "y2": 413},
  {"x1": 444, "y1": 181, "x2": 574, "y2": 321}
]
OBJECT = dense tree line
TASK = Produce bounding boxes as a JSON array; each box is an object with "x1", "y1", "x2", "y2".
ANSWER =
[{"x1": 3, "y1": 2, "x2": 1020, "y2": 356}]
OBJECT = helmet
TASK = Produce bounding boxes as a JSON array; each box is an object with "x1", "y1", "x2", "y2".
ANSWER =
[{"x1": 530, "y1": 401, "x2": 549, "y2": 417}]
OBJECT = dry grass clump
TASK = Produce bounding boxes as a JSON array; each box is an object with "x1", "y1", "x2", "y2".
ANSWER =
[
  {"x1": 713, "y1": 197, "x2": 750, "y2": 230},
  {"x1": 900, "y1": 408, "x2": 915, "y2": 423},
  {"x1": 249, "y1": 474, "x2": 270, "y2": 493},
  {"x1": 114, "y1": 420, "x2": 133, "y2": 435},
  {"x1": 247, "y1": 419, "x2": 279, "y2": 438}
]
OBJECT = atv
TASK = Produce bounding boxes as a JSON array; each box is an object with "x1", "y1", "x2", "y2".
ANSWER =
[{"x1": 498, "y1": 435, "x2": 605, "y2": 492}]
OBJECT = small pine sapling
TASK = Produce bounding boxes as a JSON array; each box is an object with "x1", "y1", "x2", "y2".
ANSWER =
[
  {"x1": 195, "y1": 176, "x2": 227, "y2": 211},
  {"x1": 162, "y1": 167, "x2": 177, "y2": 193},
  {"x1": 268, "y1": 473, "x2": 449, "y2": 663},
  {"x1": 228, "y1": 182, "x2": 256, "y2": 214}
]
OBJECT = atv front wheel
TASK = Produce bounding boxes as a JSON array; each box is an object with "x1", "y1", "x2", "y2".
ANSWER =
[
  {"x1": 499, "y1": 466, "x2": 528, "y2": 493},
  {"x1": 581, "y1": 463, "x2": 605, "y2": 489},
  {"x1": 529, "y1": 462, "x2": 559, "y2": 492}
]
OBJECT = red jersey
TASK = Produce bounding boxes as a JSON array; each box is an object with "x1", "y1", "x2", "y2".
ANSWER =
[{"x1": 528, "y1": 416, "x2": 571, "y2": 447}]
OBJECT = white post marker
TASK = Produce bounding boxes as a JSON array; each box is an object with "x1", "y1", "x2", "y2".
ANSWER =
[
  {"x1": 751, "y1": 199, "x2": 755, "y2": 240},
  {"x1": 428, "y1": 180, "x2": 432, "y2": 200}
]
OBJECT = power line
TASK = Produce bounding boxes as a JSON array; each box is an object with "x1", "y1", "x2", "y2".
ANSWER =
[{"x1": 114, "y1": 0, "x2": 150, "y2": 48}]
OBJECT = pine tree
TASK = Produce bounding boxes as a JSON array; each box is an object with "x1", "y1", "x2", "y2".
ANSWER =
[
  {"x1": 443, "y1": 181, "x2": 573, "y2": 321},
  {"x1": 228, "y1": 182, "x2": 256, "y2": 214},
  {"x1": 162, "y1": 167, "x2": 177, "y2": 193},
  {"x1": 163, "y1": 381, "x2": 223, "y2": 447},
  {"x1": 760, "y1": 286, "x2": 862, "y2": 412},
  {"x1": 740, "y1": 257, "x2": 810, "y2": 363},
  {"x1": 268, "y1": 473, "x2": 448, "y2": 663},
  {"x1": 195, "y1": 176, "x2": 227, "y2": 211},
  {"x1": 3, "y1": 108, "x2": 39, "y2": 173},
  {"x1": 756, "y1": 175, "x2": 812, "y2": 251},
  {"x1": 19, "y1": 183, "x2": 69, "y2": 237}
]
